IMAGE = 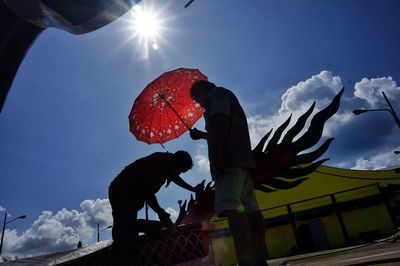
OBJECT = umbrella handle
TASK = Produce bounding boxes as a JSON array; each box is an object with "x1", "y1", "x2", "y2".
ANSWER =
[
  {"x1": 157, "y1": 92, "x2": 191, "y2": 130},
  {"x1": 158, "y1": 141, "x2": 166, "y2": 150}
]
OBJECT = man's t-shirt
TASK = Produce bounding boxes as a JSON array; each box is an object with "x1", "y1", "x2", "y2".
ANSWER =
[
  {"x1": 204, "y1": 87, "x2": 256, "y2": 178},
  {"x1": 109, "y1": 152, "x2": 178, "y2": 200}
]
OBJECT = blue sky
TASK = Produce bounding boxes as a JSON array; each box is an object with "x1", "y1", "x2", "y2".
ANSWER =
[{"x1": 1, "y1": 0, "x2": 400, "y2": 256}]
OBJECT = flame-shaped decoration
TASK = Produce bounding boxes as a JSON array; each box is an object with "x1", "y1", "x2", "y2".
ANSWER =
[{"x1": 253, "y1": 88, "x2": 344, "y2": 191}]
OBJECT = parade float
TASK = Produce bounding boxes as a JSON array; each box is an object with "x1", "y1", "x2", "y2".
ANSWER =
[{"x1": 4, "y1": 87, "x2": 399, "y2": 266}]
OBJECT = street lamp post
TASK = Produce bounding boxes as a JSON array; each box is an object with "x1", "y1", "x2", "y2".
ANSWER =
[
  {"x1": 97, "y1": 224, "x2": 112, "y2": 242},
  {"x1": 184, "y1": 0, "x2": 195, "y2": 8},
  {"x1": 353, "y1": 91, "x2": 400, "y2": 129},
  {"x1": 0, "y1": 213, "x2": 27, "y2": 255},
  {"x1": 382, "y1": 91, "x2": 400, "y2": 128}
]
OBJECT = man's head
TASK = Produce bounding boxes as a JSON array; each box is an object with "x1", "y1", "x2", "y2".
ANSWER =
[
  {"x1": 190, "y1": 80, "x2": 216, "y2": 107},
  {"x1": 173, "y1": 150, "x2": 193, "y2": 173}
]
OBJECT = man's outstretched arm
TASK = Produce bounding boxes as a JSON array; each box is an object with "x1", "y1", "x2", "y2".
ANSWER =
[
  {"x1": 146, "y1": 194, "x2": 177, "y2": 234},
  {"x1": 146, "y1": 194, "x2": 164, "y2": 215},
  {"x1": 172, "y1": 176, "x2": 204, "y2": 193}
]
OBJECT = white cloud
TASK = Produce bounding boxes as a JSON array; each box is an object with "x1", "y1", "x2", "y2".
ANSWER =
[
  {"x1": 193, "y1": 144, "x2": 209, "y2": 174},
  {"x1": 165, "y1": 207, "x2": 178, "y2": 219},
  {"x1": 354, "y1": 76, "x2": 400, "y2": 108},
  {"x1": 247, "y1": 115, "x2": 276, "y2": 148},
  {"x1": 248, "y1": 70, "x2": 343, "y2": 147},
  {"x1": 279, "y1": 70, "x2": 342, "y2": 114},
  {"x1": 0, "y1": 206, "x2": 5, "y2": 212},
  {"x1": 195, "y1": 154, "x2": 209, "y2": 173},
  {"x1": 2, "y1": 199, "x2": 112, "y2": 257},
  {"x1": 247, "y1": 71, "x2": 400, "y2": 169},
  {"x1": 351, "y1": 145, "x2": 400, "y2": 170}
]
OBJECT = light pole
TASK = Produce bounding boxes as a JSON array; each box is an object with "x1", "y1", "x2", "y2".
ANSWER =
[
  {"x1": 0, "y1": 213, "x2": 26, "y2": 255},
  {"x1": 353, "y1": 91, "x2": 400, "y2": 129},
  {"x1": 97, "y1": 224, "x2": 112, "y2": 242}
]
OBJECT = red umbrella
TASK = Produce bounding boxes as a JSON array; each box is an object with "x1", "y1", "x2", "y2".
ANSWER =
[{"x1": 129, "y1": 68, "x2": 207, "y2": 144}]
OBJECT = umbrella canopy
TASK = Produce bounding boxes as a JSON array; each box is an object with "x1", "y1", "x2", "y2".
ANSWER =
[{"x1": 129, "y1": 68, "x2": 207, "y2": 144}]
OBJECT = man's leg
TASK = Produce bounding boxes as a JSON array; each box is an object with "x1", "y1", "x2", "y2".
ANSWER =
[
  {"x1": 242, "y1": 176, "x2": 268, "y2": 265},
  {"x1": 109, "y1": 192, "x2": 139, "y2": 253},
  {"x1": 225, "y1": 210, "x2": 253, "y2": 266},
  {"x1": 111, "y1": 209, "x2": 138, "y2": 251},
  {"x1": 215, "y1": 168, "x2": 255, "y2": 265},
  {"x1": 247, "y1": 211, "x2": 268, "y2": 265}
]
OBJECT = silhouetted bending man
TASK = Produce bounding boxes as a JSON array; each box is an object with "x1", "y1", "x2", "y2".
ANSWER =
[
  {"x1": 190, "y1": 80, "x2": 268, "y2": 266},
  {"x1": 108, "y1": 151, "x2": 202, "y2": 252}
]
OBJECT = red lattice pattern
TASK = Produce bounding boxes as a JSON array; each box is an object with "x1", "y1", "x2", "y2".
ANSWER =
[
  {"x1": 61, "y1": 228, "x2": 209, "y2": 266},
  {"x1": 136, "y1": 230, "x2": 209, "y2": 265}
]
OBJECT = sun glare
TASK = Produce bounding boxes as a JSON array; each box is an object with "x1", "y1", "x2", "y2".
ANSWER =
[
  {"x1": 131, "y1": 8, "x2": 160, "y2": 39},
  {"x1": 125, "y1": 3, "x2": 168, "y2": 60}
]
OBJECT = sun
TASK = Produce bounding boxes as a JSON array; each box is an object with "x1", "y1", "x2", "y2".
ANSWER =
[
  {"x1": 131, "y1": 7, "x2": 161, "y2": 39},
  {"x1": 122, "y1": 2, "x2": 171, "y2": 60},
  {"x1": 124, "y1": 3, "x2": 167, "y2": 60}
]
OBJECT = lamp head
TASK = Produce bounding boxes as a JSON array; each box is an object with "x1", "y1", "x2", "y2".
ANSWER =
[{"x1": 352, "y1": 109, "x2": 368, "y2": 115}]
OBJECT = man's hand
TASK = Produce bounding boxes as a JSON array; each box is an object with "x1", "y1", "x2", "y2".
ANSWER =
[
  {"x1": 190, "y1": 128, "x2": 207, "y2": 140},
  {"x1": 158, "y1": 210, "x2": 178, "y2": 235},
  {"x1": 193, "y1": 183, "x2": 205, "y2": 193}
]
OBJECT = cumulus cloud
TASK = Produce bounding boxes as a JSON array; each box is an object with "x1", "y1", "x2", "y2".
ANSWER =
[
  {"x1": 193, "y1": 144, "x2": 209, "y2": 174},
  {"x1": 195, "y1": 154, "x2": 209, "y2": 173},
  {"x1": 247, "y1": 71, "x2": 400, "y2": 168},
  {"x1": 248, "y1": 71, "x2": 343, "y2": 147},
  {"x1": 279, "y1": 70, "x2": 342, "y2": 114},
  {"x1": 0, "y1": 206, "x2": 5, "y2": 212},
  {"x1": 165, "y1": 207, "x2": 178, "y2": 219},
  {"x1": 351, "y1": 145, "x2": 400, "y2": 170},
  {"x1": 354, "y1": 77, "x2": 400, "y2": 108},
  {"x1": 2, "y1": 199, "x2": 112, "y2": 257}
]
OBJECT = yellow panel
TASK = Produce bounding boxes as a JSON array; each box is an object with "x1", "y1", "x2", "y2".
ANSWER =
[
  {"x1": 265, "y1": 224, "x2": 296, "y2": 258},
  {"x1": 254, "y1": 165, "x2": 400, "y2": 212},
  {"x1": 211, "y1": 236, "x2": 237, "y2": 266},
  {"x1": 322, "y1": 214, "x2": 346, "y2": 248},
  {"x1": 342, "y1": 204, "x2": 395, "y2": 243},
  {"x1": 208, "y1": 165, "x2": 400, "y2": 262}
]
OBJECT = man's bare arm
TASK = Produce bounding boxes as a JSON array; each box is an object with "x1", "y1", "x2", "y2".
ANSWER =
[
  {"x1": 146, "y1": 194, "x2": 164, "y2": 215},
  {"x1": 147, "y1": 194, "x2": 177, "y2": 234},
  {"x1": 172, "y1": 176, "x2": 196, "y2": 192},
  {"x1": 172, "y1": 176, "x2": 204, "y2": 193}
]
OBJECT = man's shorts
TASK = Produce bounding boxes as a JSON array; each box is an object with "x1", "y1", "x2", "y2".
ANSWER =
[{"x1": 214, "y1": 167, "x2": 260, "y2": 217}]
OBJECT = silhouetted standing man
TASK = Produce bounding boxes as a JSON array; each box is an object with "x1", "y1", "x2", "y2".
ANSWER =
[
  {"x1": 108, "y1": 151, "x2": 202, "y2": 253},
  {"x1": 190, "y1": 80, "x2": 268, "y2": 266}
]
